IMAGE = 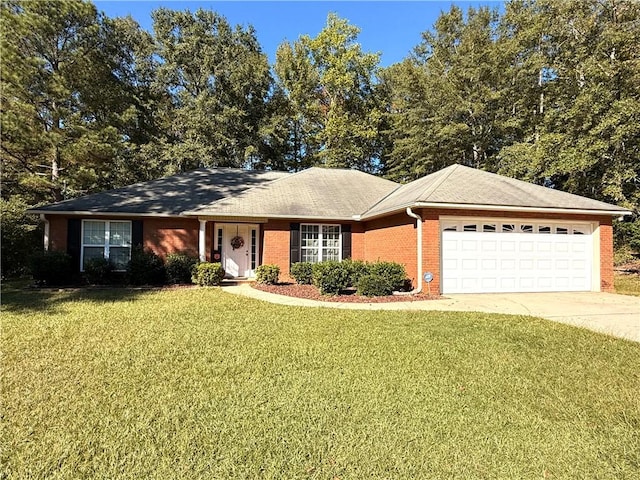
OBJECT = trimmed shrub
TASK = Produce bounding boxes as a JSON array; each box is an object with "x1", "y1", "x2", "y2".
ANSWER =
[
  {"x1": 312, "y1": 261, "x2": 349, "y2": 295},
  {"x1": 255, "y1": 264, "x2": 280, "y2": 284},
  {"x1": 290, "y1": 262, "x2": 313, "y2": 285},
  {"x1": 192, "y1": 262, "x2": 225, "y2": 286},
  {"x1": 166, "y1": 252, "x2": 198, "y2": 284},
  {"x1": 357, "y1": 273, "x2": 394, "y2": 297},
  {"x1": 343, "y1": 259, "x2": 370, "y2": 287},
  {"x1": 127, "y1": 247, "x2": 166, "y2": 285},
  {"x1": 84, "y1": 258, "x2": 114, "y2": 285},
  {"x1": 368, "y1": 261, "x2": 407, "y2": 291},
  {"x1": 29, "y1": 251, "x2": 74, "y2": 286}
]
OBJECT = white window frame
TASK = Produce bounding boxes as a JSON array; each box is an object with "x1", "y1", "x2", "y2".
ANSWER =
[
  {"x1": 81, "y1": 220, "x2": 132, "y2": 271},
  {"x1": 300, "y1": 224, "x2": 342, "y2": 263}
]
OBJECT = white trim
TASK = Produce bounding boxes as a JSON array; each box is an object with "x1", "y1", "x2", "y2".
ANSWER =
[
  {"x1": 361, "y1": 202, "x2": 631, "y2": 221},
  {"x1": 186, "y1": 212, "x2": 356, "y2": 221},
  {"x1": 40, "y1": 214, "x2": 50, "y2": 251},
  {"x1": 29, "y1": 210, "x2": 180, "y2": 218},
  {"x1": 198, "y1": 220, "x2": 207, "y2": 262},
  {"x1": 80, "y1": 220, "x2": 132, "y2": 272},
  {"x1": 592, "y1": 222, "x2": 601, "y2": 292},
  {"x1": 405, "y1": 208, "x2": 423, "y2": 294},
  {"x1": 300, "y1": 223, "x2": 342, "y2": 263}
]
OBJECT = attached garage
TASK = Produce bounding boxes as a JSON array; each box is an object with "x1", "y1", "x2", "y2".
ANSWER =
[{"x1": 440, "y1": 218, "x2": 597, "y2": 294}]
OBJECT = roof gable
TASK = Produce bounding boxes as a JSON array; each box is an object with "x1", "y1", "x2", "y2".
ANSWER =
[{"x1": 363, "y1": 164, "x2": 629, "y2": 218}]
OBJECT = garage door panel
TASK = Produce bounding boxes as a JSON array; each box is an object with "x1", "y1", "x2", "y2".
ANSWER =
[{"x1": 442, "y1": 224, "x2": 593, "y2": 294}]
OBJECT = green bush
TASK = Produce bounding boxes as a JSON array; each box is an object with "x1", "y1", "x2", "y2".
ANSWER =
[
  {"x1": 255, "y1": 264, "x2": 280, "y2": 284},
  {"x1": 368, "y1": 261, "x2": 407, "y2": 291},
  {"x1": 29, "y1": 251, "x2": 74, "y2": 286},
  {"x1": 290, "y1": 262, "x2": 313, "y2": 284},
  {"x1": 312, "y1": 261, "x2": 349, "y2": 295},
  {"x1": 357, "y1": 273, "x2": 394, "y2": 297},
  {"x1": 192, "y1": 262, "x2": 225, "y2": 286},
  {"x1": 1, "y1": 197, "x2": 42, "y2": 278},
  {"x1": 127, "y1": 247, "x2": 166, "y2": 285},
  {"x1": 84, "y1": 258, "x2": 114, "y2": 285},
  {"x1": 343, "y1": 259, "x2": 370, "y2": 287},
  {"x1": 166, "y1": 252, "x2": 199, "y2": 284}
]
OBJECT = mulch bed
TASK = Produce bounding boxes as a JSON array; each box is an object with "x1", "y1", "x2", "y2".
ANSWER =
[
  {"x1": 252, "y1": 283, "x2": 442, "y2": 303},
  {"x1": 615, "y1": 259, "x2": 640, "y2": 275}
]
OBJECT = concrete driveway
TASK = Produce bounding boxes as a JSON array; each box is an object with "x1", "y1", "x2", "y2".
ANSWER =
[
  {"x1": 444, "y1": 292, "x2": 640, "y2": 343},
  {"x1": 223, "y1": 284, "x2": 640, "y2": 342}
]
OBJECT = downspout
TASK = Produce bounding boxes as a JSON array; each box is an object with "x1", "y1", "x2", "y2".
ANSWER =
[
  {"x1": 40, "y1": 214, "x2": 50, "y2": 251},
  {"x1": 395, "y1": 207, "x2": 423, "y2": 295}
]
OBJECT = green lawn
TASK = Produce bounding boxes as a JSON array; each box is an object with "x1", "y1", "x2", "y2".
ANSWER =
[
  {"x1": 616, "y1": 273, "x2": 640, "y2": 297},
  {"x1": 2, "y1": 287, "x2": 639, "y2": 479}
]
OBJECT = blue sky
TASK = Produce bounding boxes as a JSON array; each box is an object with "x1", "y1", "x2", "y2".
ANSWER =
[{"x1": 94, "y1": 1, "x2": 502, "y2": 67}]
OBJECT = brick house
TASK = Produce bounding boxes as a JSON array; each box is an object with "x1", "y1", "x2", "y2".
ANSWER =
[{"x1": 30, "y1": 165, "x2": 630, "y2": 294}]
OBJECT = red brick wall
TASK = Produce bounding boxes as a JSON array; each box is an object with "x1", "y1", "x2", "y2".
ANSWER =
[
  {"x1": 599, "y1": 217, "x2": 614, "y2": 292},
  {"x1": 262, "y1": 220, "x2": 292, "y2": 279},
  {"x1": 47, "y1": 215, "x2": 68, "y2": 251},
  {"x1": 143, "y1": 218, "x2": 199, "y2": 258},
  {"x1": 363, "y1": 213, "x2": 418, "y2": 287},
  {"x1": 352, "y1": 223, "x2": 365, "y2": 260}
]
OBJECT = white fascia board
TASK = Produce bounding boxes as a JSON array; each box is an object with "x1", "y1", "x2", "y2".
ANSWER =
[
  {"x1": 28, "y1": 210, "x2": 181, "y2": 218},
  {"x1": 183, "y1": 212, "x2": 356, "y2": 221},
  {"x1": 360, "y1": 202, "x2": 631, "y2": 220},
  {"x1": 415, "y1": 202, "x2": 633, "y2": 217}
]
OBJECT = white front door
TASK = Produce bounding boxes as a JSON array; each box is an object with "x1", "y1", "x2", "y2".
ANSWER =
[{"x1": 221, "y1": 224, "x2": 257, "y2": 278}]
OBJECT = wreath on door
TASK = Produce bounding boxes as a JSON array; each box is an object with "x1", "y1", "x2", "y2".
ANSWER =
[{"x1": 230, "y1": 235, "x2": 245, "y2": 250}]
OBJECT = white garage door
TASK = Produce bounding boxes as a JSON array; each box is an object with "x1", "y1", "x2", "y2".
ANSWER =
[{"x1": 441, "y1": 219, "x2": 594, "y2": 294}]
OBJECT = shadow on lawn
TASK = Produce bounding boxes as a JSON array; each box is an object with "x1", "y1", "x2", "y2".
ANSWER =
[{"x1": 1, "y1": 284, "x2": 158, "y2": 314}]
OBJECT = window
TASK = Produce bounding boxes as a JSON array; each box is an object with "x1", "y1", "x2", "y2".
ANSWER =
[
  {"x1": 250, "y1": 229, "x2": 257, "y2": 269},
  {"x1": 538, "y1": 225, "x2": 551, "y2": 234},
  {"x1": 463, "y1": 224, "x2": 477, "y2": 232},
  {"x1": 82, "y1": 220, "x2": 132, "y2": 271},
  {"x1": 556, "y1": 226, "x2": 568, "y2": 235},
  {"x1": 520, "y1": 224, "x2": 533, "y2": 233},
  {"x1": 502, "y1": 224, "x2": 515, "y2": 233},
  {"x1": 301, "y1": 224, "x2": 341, "y2": 263},
  {"x1": 482, "y1": 224, "x2": 496, "y2": 232}
]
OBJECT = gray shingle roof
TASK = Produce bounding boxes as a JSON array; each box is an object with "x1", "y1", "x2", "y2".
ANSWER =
[
  {"x1": 32, "y1": 164, "x2": 629, "y2": 219},
  {"x1": 362, "y1": 164, "x2": 629, "y2": 218},
  {"x1": 186, "y1": 167, "x2": 399, "y2": 220},
  {"x1": 32, "y1": 168, "x2": 289, "y2": 216}
]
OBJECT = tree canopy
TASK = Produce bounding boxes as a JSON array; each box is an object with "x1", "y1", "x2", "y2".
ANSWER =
[{"x1": 2, "y1": 0, "x2": 639, "y2": 259}]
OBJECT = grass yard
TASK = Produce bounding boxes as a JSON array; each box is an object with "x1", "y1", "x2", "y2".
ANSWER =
[
  {"x1": 2, "y1": 287, "x2": 639, "y2": 479},
  {"x1": 615, "y1": 273, "x2": 640, "y2": 297}
]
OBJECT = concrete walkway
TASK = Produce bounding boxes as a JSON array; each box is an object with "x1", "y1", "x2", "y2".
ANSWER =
[{"x1": 221, "y1": 284, "x2": 640, "y2": 343}]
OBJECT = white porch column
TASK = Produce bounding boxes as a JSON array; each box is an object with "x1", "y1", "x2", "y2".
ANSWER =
[
  {"x1": 198, "y1": 219, "x2": 206, "y2": 262},
  {"x1": 41, "y1": 214, "x2": 50, "y2": 251}
]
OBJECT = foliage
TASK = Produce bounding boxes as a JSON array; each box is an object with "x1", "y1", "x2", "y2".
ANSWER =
[
  {"x1": 290, "y1": 262, "x2": 314, "y2": 285},
  {"x1": 83, "y1": 258, "x2": 114, "y2": 285},
  {"x1": 311, "y1": 261, "x2": 349, "y2": 295},
  {"x1": 614, "y1": 274, "x2": 640, "y2": 297},
  {"x1": 28, "y1": 251, "x2": 74, "y2": 286},
  {"x1": 367, "y1": 261, "x2": 407, "y2": 291},
  {"x1": 272, "y1": 13, "x2": 384, "y2": 172},
  {"x1": 615, "y1": 218, "x2": 640, "y2": 252},
  {"x1": 255, "y1": 264, "x2": 280, "y2": 285},
  {"x1": 127, "y1": 247, "x2": 166, "y2": 285},
  {"x1": 151, "y1": 8, "x2": 272, "y2": 171},
  {"x1": 0, "y1": 0, "x2": 158, "y2": 203},
  {"x1": 191, "y1": 262, "x2": 225, "y2": 286},
  {"x1": 356, "y1": 273, "x2": 394, "y2": 297},
  {"x1": 613, "y1": 247, "x2": 635, "y2": 267},
  {"x1": 165, "y1": 252, "x2": 199, "y2": 284},
  {"x1": 342, "y1": 259, "x2": 370, "y2": 288},
  {"x1": 0, "y1": 197, "x2": 42, "y2": 277},
  {"x1": 2, "y1": 287, "x2": 639, "y2": 478}
]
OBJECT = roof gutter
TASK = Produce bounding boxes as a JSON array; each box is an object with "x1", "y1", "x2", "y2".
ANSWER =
[
  {"x1": 395, "y1": 207, "x2": 422, "y2": 295},
  {"x1": 361, "y1": 202, "x2": 632, "y2": 221},
  {"x1": 27, "y1": 210, "x2": 182, "y2": 218}
]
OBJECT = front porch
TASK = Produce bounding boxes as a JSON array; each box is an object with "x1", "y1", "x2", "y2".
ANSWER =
[{"x1": 197, "y1": 220, "x2": 263, "y2": 279}]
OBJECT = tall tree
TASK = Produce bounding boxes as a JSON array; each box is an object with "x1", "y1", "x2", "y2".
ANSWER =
[
  {"x1": 273, "y1": 13, "x2": 384, "y2": 172},
  {"x1": 382, "y1": 6, "x2": 507, "y2": 181},
  {"x1": 150, "y1": 8, "x2": 272, "y2": 172},
  {"x1": 1, "y1": 0, "x2": 154, "y2": 203}
]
